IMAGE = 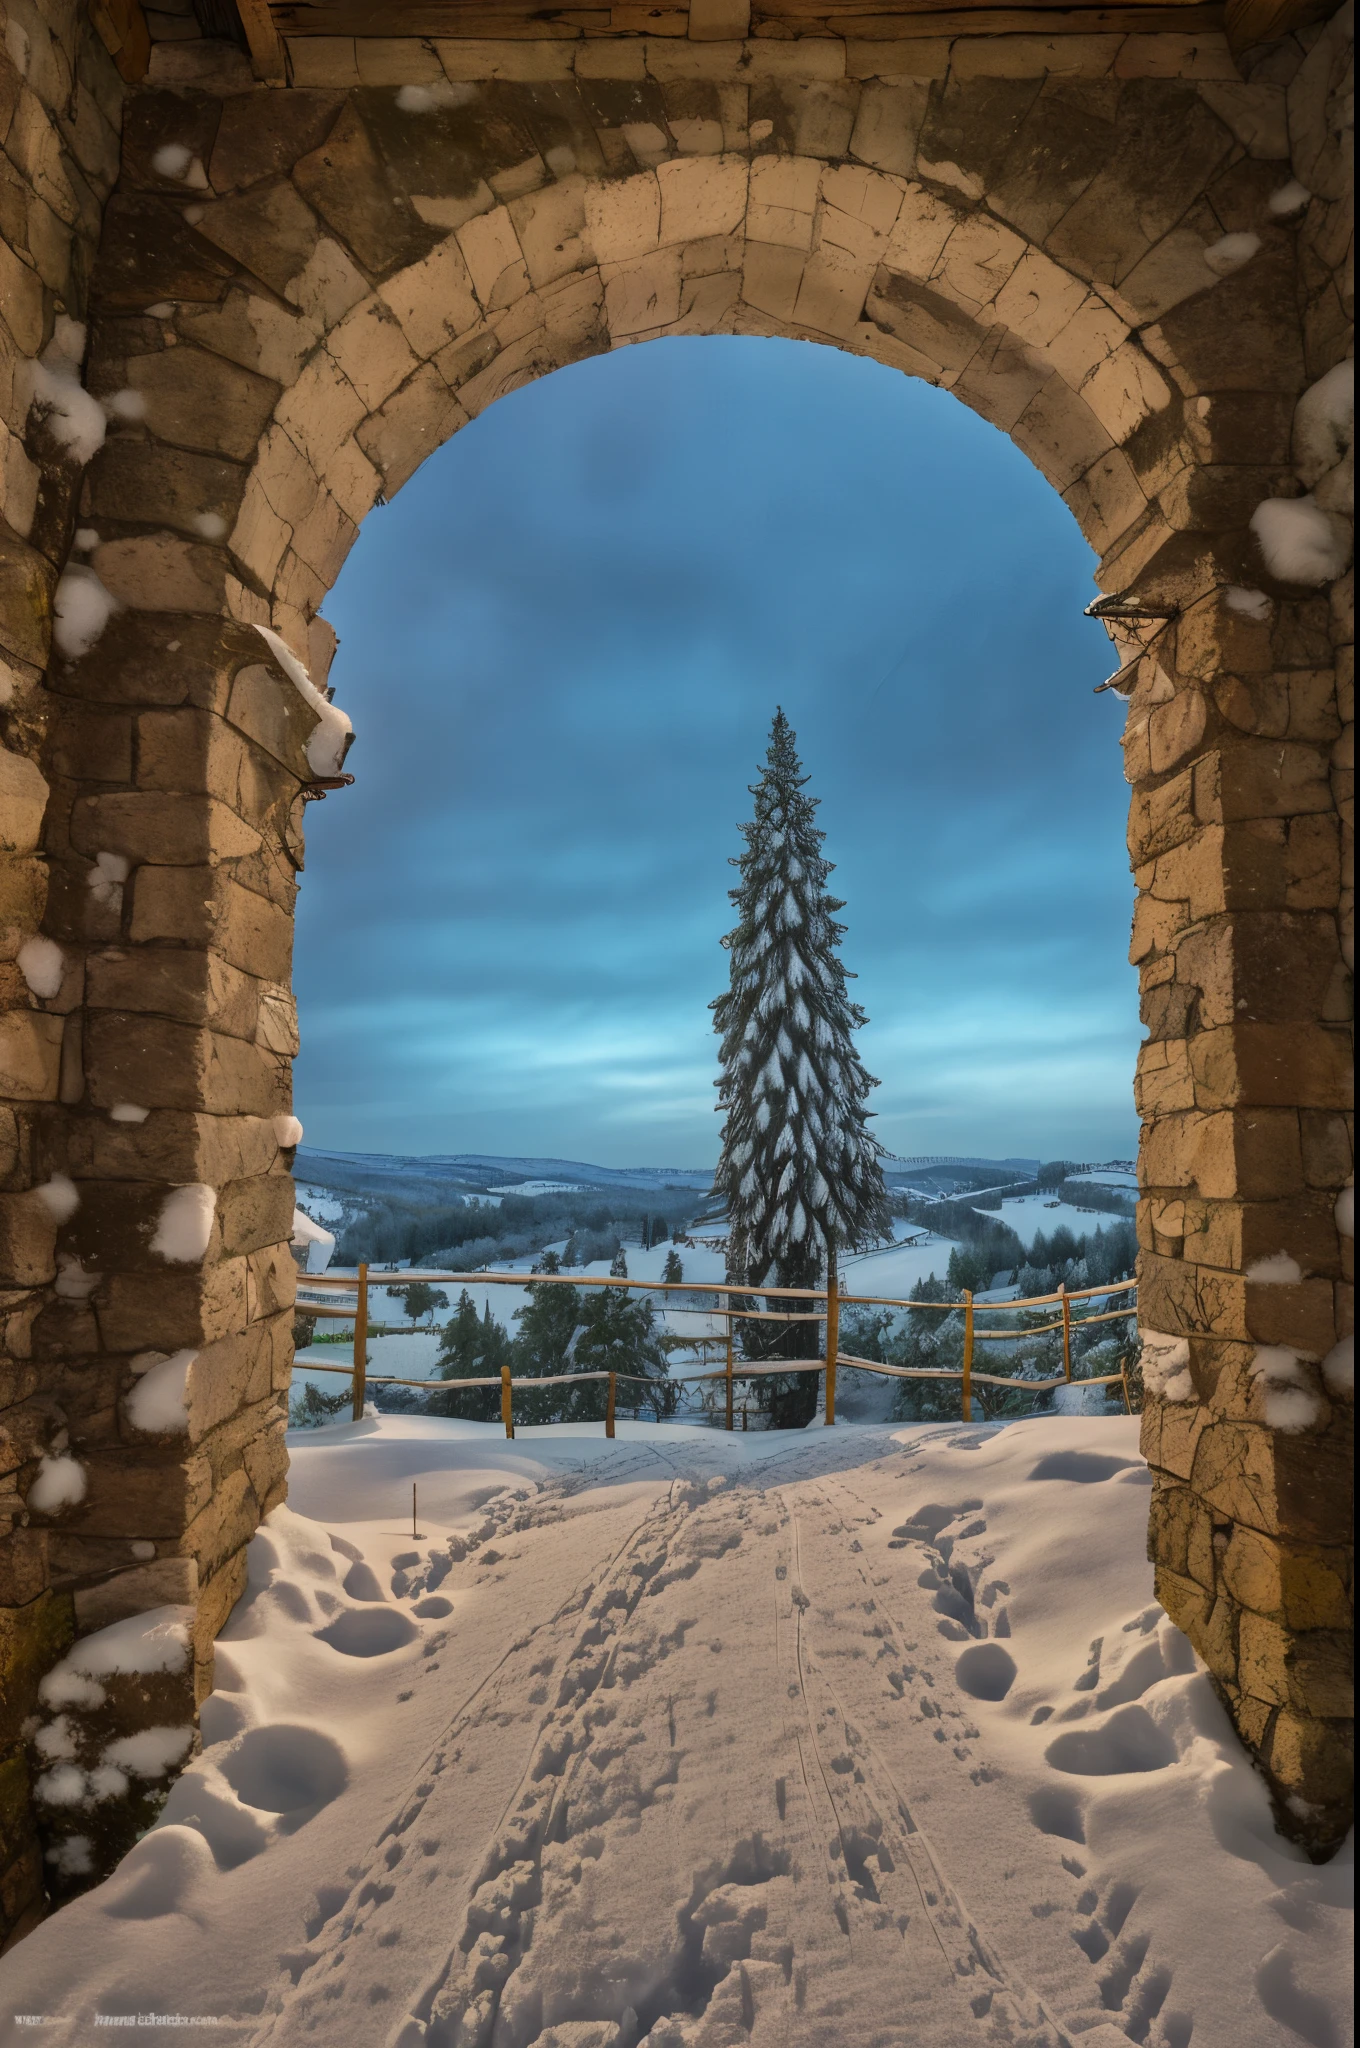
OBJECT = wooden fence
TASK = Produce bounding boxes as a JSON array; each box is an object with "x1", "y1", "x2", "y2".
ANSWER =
[{"x1": 293, "y1": 1265, "x2": 1138, "y2": 1433}]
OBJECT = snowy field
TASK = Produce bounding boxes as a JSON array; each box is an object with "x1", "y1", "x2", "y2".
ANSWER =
[
  {"x1": 970, "y1": 1194, "x2": 1134, "y2": 1250},
  {"x1": 292, "y1": 1235, "x2": 968, "y2": 1411},
  {"x1": 1, "y1": 1415, "x2": 1349, "y2": 2045}
]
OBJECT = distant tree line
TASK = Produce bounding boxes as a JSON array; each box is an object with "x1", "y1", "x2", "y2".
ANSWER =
[
  {"x1": 335, "y1": 1188, "x2": 692, "y2": 1270},
  {"x1": 839, "y1": 1217, "x2": 1139, "y2": 1422}
]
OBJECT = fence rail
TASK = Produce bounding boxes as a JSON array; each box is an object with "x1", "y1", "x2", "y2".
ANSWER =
[{"x1": 292, "y1": 1264, "x2": 1138, "y2": 1433}]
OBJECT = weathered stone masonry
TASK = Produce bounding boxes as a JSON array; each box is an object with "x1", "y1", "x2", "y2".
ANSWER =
[{"x1": 0, "y1": 0, "x2": 1352, "y2": 1931}]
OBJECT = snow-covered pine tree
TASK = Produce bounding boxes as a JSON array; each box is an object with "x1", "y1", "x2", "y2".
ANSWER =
[{"x1": 712, "y1": 708, "x2": 890, "y2": 1425}]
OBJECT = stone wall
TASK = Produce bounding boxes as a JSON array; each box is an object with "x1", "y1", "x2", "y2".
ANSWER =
[
  {"x1": 1136, "y1": 1, "x2": 1354, "y2": 1858},
  {"x1": 0, "y1": 0, "x2": 1351, "y2": 1927},
  {"x1": 0, "y1": 0, "x2": 131, "y2": 1941}
]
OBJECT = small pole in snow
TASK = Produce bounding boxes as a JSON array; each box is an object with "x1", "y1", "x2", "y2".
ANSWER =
[{"x1": 412, "y1": 1482, "x2": 418, "y2": 1540}]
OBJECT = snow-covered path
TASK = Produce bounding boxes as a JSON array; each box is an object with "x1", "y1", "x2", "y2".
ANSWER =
[{"x1": 0, "y1": 1418, "x2": 1350, "y2": 2047}]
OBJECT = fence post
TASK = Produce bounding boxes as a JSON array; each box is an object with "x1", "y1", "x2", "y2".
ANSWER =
[
  {"x1": 1060, "y1": 1282, "x2": 1072, "y2": 1382},
  {"x1": 725, "y1": 1306, "x2": 734, "y2": 1432},
  {"x1": 352, "y1": 1262, "x2": 369, "y2": 1422},
  {"x1": 962, "y1": 1289, "x2": 974, "y2": 1422},
  {"x1": 500, "y1": 1363, "x2": 514, "y2": 1440},
  {"x1": 824, "y1": 1244, "x2": 839, "y2": 1428},
  {"x1": 606, "y1": 1372, "x2": 616, "y2": 1439}
]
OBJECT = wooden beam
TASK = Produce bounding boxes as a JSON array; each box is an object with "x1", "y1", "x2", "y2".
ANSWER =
[
  {"x1": 270, "y1": 0, "x2": 1227, "y2": 26},
  {"x1": 824, "y1": 4, "x2": 1225, "y2": 26},
  {"x1": 760, "y1": 0, "x2": 1211, "y2": 11},
  {"x1": 237, "y1": 0, "x2": 288, "y2": 77}
]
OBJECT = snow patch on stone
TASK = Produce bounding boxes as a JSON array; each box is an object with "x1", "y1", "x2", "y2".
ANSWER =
[
  {"x1": 103, "y1": 1726, "x2": 194, "y2": 1778},
  {"x1": 53, "y1": 563, "x2": 119, "y2": 657},
  {"x1": 1224, "y1": 585, "x2": 1271, "y2": 619},
  {"x1": 125, "y1": 1350, "x2": 195, "y2": 1435},
  {"x1": 111, "y1": 1103, "x2": 149, "y2": 1123},
  {"x1": 150, "y1": 1185, "x2": 215, "y2": 1263},
  {"x1": 1245, "y1": 1251, "x2": 1303, "y2": 1284},
  {"x1": 273, "y1": 1113, "x2": 304, "y2": 1148},
  {"x1": 26, "y1": 351, "x2": 107, "y2": 466},
  {"x1": 1321, "y1": 1335, "x2": 1352, "y2": 1399},
  {"x1": 1292, "y1": 359, "x2": 1354, "y2": 486},
  {"x1": 252, "y1": 624, "x2": 353, "y2": 777},
  {"x1": 17, "y1": 935, "x2": 64, "y2": 997},
  {"x1": 55, "y1": 1254, "x2": 100, "y2": 1300},
  {"x1": 151, "y1": 143, "x2": 208, "y2": 188},
  {"x1": 1203, "y1": 230, "x2": 1259, "y2": 275},
  {"x1": 49, "y1": 1607, "x2": 193, "y2": 1685},
  {"x1": 34, "y1": 1174, "x2": 79, "y2": 1223},
  {"x1": 1249, "y1": 494, "x2": 1351, "y2": 585},
  {"x1": 1268, "y1": 178, "x2": 1311, "y2": 214},
  {"x1": 87, "y1": 851, "x2": 129, "y2": 910},
  {"x1": 103, "y1": 388, "x2": 147, "y2": 421},
  {"x1": 395, "y1": 81, "x2": 475, "y2": 112},
  {"x1": 1140, "y1": 1331, "x2": 1194, "y2": 1403},
  {"x1": 28, "y1": 1454, "x2": 87, "y2": 1514},
  {"x1": 1335, "y1": 1185, "x2": 1354, "y2": 1239}
]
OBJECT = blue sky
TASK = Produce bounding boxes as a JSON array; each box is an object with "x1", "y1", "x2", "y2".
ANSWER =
[{"x1": 295, "y1": 336, "x2": 1140, "y2": 1168}]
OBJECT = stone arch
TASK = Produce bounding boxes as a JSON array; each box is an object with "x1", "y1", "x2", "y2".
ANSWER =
[{"x1": 0, "y1": 11, "x2": 1351, "y2": 1921}]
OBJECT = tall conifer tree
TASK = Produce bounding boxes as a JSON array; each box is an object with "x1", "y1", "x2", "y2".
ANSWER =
[{"x1": 712, "y1": 711, "x2": 889, "y2": 1419}]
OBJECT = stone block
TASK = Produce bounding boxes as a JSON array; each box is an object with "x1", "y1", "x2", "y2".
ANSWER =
[
  {"x1": 187, "y1": 1323, "x2": 275, "y2": 1438},
  {"x1": 1222, "y1": 1526, "x2": 1352, "y2": 1631},
  {"x1": 129, "y1": 868, "x2": 293, "y2": 983},
  {"x1": 65, "y1": 1450, "x2": 196, "y2": 1540},
  {"x1": 0, "y1": 1191, "x2": 55, "y2": 1286},
  {"x1": 0, "y1": 532, "x2": 57, "y2": 672},
  {"x1": 845, "y1": 42, "x2": 950, "y2": 82},
  {"x1": 207, "y1": 91, "x2": 344, "y2": 195},
  {"x1": 325, "y1": 299, "x2": 421, "y2": 414},
  {"x1": 435, "y1": 41, "x2": 575, "y2": 84},
  {"x1": 1152, "y1": 1563, "x2": 1215, "y2": 1654},
  {"x1": 97, "y1": 1257, "x2": 248, "y2": 1354},
  {"x1": 0, "y1": 749, "x2": 49, "y2": 855},
  {"x1": 217, "y1": 1174, "x2": 292, "y2": 1261},
  {"x1": 124, "y1": 347, "x2": 281, "y2": 464},
  {"x1": 294, "y1": 101, "x2": 437, "y2": 279},
  {"x1": 1155, "y1": 240, "x2": 1305, "y2": 394},
  {"x1": 847, "y1": 80, "x2": 929, "y2": 179},
  {"x1": 1141, "y1": 1395, "x2": 1208, "y2": 1482},
  {"x1": 72, "y1": 1554, "x2": 196, "y2": 1634},
  {"x1": 585, "y1": 171, "x2": 661, "y2": 266},
  {"x1": 0, "y1": 1012, "x2": 62, "y2": 1102},
  {"x1": 72, "y1": 790, "x2": 261, "y2": 868},
  {"x1": 85, "y1": 439, "x2": 247, "y2": 549},
  {"x1": 1266, "y1": 1709, "x2": 1353, "y2": 1815},
  {"x1": 246, "y1": 1240, "x2": 295, "y2": 1321},
  {"x1": 1190, "y1": 1022, "x2": 1352, "y2": 1113},
  {"x1": 86, "y1": 944, "x2": 260, "y2": 1041},
  {"x1": 192, "y1": 1544, "x2": 249, "y2": 1681},
  {"x1": 378, "y1": 236, "x2": 481, "y2": 356},
  {"x1": 93, "y1": 534, "x2": 229, "y2": 619},
  {"x1": 356, "y1": 363, "x2": 467, "y2": 498},
  {"x1": 656, "y1": 153, "x2": 746, "y2": 245},
  {"x1": 744, "y1": 42, "x2": 845, "y2": 84},
  {"x1": 747, "y1": 154, "x2": 821, "y2": 253},
  {"x1": 0, "y1": 1590, "x2": 74, "y2": 1750},
  {"x1": 91, "y1": 193, "x2": 234, "y2": 309},
  {"x1": 603, "y1": 247, "x2": 683, "y2": 337},
  {"x1": 274, "y1": 349, "x2": 371, "y2": 477}
]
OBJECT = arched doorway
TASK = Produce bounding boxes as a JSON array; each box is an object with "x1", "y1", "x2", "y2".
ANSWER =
[{"x1": 0, "y1": 14, "x2": 1350, "y2": 1927}]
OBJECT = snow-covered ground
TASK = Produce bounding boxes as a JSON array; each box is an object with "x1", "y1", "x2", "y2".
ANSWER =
[{"x1": 2, "y1": 1416, "x2": 1348, "y2": 2045}]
